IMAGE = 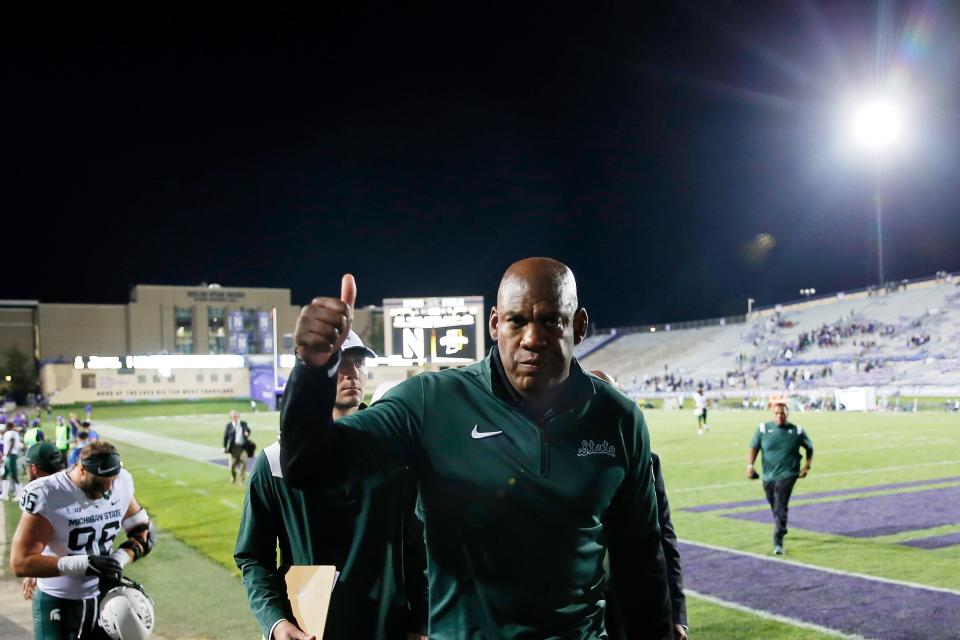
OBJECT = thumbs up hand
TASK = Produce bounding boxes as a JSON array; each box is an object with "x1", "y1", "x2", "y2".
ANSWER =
[{"x1": 294, "y1": 274, "x2": 356, "y2": 368}]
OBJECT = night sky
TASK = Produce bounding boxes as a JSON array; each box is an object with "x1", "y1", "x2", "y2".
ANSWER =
[{"x1": 6, "y1": 2, "x2": 960, "y2": 328}]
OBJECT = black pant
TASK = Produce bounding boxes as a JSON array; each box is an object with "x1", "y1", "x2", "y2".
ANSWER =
[{"x1": 763, "y1": 475, "x2": 798, "y2": 546}]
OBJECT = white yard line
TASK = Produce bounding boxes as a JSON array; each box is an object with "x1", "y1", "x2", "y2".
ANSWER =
[
  {"x1": 93, "y1": 422, "x2": 227, "y2": 467},
  {"x1": 686, "y1": 589, "x2": 867, "y2": 639},
  {"x1": 672, "y1": 459, "x2": 960, "y2": 493},
  {"x1": 682, "y1": 539, "x2": 960, "y2": 596},
  {"x1": 668, "y1": 443, "x2": 906, "y2": 468},
  {"x1": 219, "y1": 499, "x2": 241, "y2": 510}
]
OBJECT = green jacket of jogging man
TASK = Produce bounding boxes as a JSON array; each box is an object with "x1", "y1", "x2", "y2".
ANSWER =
[
  {"x1": 235, "y1": 439, "x2": 427, "y2": 640},
  {"x1": 280, "y1": 348, "x2": 672, "y2": 639}
]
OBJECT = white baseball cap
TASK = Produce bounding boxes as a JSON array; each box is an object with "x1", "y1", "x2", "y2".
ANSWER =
[{"x1": 342, "y1": 330, "x2": 377, "y2": 358}]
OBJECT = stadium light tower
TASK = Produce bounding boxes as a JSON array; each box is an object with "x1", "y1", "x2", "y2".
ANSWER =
[
  {"x1": 847, "y1": 93, "x2": 908, "y2": 285},
  {"x1": 851, "y1": 97, "x2": 905, "y2": 152}
]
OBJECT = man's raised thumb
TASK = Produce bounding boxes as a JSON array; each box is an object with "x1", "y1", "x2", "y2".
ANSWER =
[{"x1": 341, "y1": 273, "x2": 357, "y2": 309}]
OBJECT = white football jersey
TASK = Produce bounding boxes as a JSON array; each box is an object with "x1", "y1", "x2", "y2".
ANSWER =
[
  {"x1": 694, "y1": 394, "x2": 707, "y2": 411},
  {"x1": 2, "y1": 429, "x2": 23, "y2": 456},
  {"x1": 20, "y1": 469, "x2": 135, "y2": 600}
]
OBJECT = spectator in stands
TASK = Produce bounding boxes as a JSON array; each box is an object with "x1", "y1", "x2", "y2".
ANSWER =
[{"x1": 746, "y1": 398, "x2": 814, "y2": 555}]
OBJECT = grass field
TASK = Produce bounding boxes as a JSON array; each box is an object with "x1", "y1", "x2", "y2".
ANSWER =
[
  {"x1": 659, "y1": 409, "x2": 960, "y2": 589},
  {"x1": 4, "y1": 404, "x2": 958, "y2": 638}
]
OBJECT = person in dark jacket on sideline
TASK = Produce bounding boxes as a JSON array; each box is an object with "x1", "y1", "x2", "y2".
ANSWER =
[
  {"x1": 591, "y1": 370, "x2": 687, "y2": 640},
  {"x1": 223, "y1": 410, "x2": 252, "y2": 483}
]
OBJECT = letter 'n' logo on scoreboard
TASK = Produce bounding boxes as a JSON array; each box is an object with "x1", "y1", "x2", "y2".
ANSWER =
[{"x1": 403, "y1": 328, "x2": 425, "y2": 359}]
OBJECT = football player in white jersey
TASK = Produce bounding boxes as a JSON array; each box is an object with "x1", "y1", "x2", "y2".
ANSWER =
[
  {"x1": 694, "y1": 388, "x2": 709, "y2": 435},
  {"x1": 10, "y1": 441, "x2": 156, "y2": 639},
  {"x1": 2, "y1": 421, "x2": 24, "y2": 499}
]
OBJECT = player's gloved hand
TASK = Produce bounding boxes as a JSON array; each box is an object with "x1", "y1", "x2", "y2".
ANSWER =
[
  {"x1": 58, "y1": 554, "x2": 123, "y2": 591},
  {"x1": 294, "y1": 274, "x2": 356, "y2": 368},
  {"x1": 88, "y1": 555, "x2": 123, "y2": 592},
  {"x1": 85, "y1": 554, "x2": 122, "y2": 580}
]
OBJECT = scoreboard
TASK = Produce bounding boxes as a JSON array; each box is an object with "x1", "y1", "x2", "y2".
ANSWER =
[{"x1": 382, "y1": 296, "x2": 484, "y2": 364}]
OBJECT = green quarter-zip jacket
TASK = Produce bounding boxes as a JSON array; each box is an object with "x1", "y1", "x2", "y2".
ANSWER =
[
  {"x1": 281, "y1": 349, "x2": 673, "y2": 639},
  {"x1": 749, "y1": 421, "x2": 814, "y2": 482},
  {"x1": 234, "y1": 442, "x2": 427, "y2": 639}
]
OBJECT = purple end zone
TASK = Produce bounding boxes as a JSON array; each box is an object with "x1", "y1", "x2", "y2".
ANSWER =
[
  {"x1": 900, "y1": 532, "x2": 960, "y2": 550},
  {"x1": 725, "y1": 485, "x2": 960, "y2": 537},
  {"x1": 679, "y1": 541, "x2": 960, "y2": 640},
  {"x1": 684, "y1": 476, "x2": 960, "y2": 513}
]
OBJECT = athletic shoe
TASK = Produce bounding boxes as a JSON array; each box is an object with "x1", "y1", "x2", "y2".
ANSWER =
[{"x1": 773, "y1": 545, "x2": 785, "y2": 555}]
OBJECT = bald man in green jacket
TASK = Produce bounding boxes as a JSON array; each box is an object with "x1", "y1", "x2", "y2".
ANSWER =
[{"x1": 281, "y1": 259, "x2": 673, "y2": 639}]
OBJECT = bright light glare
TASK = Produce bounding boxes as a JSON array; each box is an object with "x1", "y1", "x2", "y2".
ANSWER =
[{"x1": 850, "y1": 97, "x2": 905, "y2": 152}]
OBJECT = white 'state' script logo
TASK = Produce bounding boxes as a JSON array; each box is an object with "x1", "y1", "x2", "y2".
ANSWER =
[{"x1": 577, "y1": 439, "x2": 616, "y2": 458}]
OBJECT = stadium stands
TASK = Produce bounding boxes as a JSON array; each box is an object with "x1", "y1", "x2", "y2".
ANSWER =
[{"x1": 581, "y1": 274, "x2": 960, "y2": 399}]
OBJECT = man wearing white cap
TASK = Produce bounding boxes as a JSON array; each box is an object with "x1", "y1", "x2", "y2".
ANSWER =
[{"x1": 235, "y1": 331, "x2": 427, "y2": 640}]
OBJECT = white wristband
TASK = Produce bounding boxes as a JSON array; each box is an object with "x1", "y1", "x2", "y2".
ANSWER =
[
  {"x1": 58, "y1": 555, "x2": 90, "y2": 576},
  {"x1": 111, "y1": 548, "x2": 132, "y2": 569},
  {"x1": 747, "y1": 464, "x2": 754, "y2": 469}
]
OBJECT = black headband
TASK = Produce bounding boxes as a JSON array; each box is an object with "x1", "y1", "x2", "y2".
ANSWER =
[{"x1": 81, "y1": 452, "x2": 123, "y2": 477}]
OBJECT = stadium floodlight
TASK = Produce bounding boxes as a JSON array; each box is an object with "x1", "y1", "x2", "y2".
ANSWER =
[
  {"x1": 849, "y1": 95, "x2": 905, "y2": 154},
  {"x1": 843, "y1": 91, "x2": 910, "y2": 285}
]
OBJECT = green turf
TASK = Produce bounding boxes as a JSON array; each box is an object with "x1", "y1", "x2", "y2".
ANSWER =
[
  {"x1": 105, "y1": 412, "x2": 280, "y2": 448},
  {"x1": 124, "y1": 529, "x2": 259, "y2": 639},
  {"x1": 650, "y1": 408, "x2": 960, "y2": 591},
  {"x1": 5, "y1": 404, "x2": 959, "y2": 639},
  {"x1": 112, "y1": 441, "x2": 250, "y2": 573},
  {"x1": 685, "y1": 592, "x2": 837, "y2": 639}
]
